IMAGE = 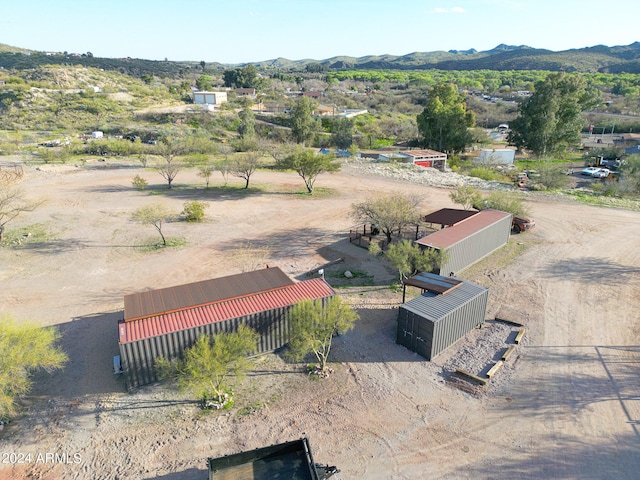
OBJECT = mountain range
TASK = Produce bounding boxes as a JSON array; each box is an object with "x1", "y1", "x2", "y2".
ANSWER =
[
  {"x1": 253, "y1": 43, "x2": 640, "y2": 73},
  {"x1": 1, "y1": 42, "x2": 640, "y2": 74}
]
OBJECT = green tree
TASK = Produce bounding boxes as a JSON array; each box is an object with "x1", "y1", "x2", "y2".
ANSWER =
[
  {"x1": 416, "y1": 83, "x2": 475, "y2": 154},
  {"x1": 230, "y1": 153, "x2": 259, "y2": 189},
  {"x1": 197, "y1": 163, "x2": 215, "y2": 188},
  {"x1": 195, "y1": 75, "x2": 214, "y2": 91},
  {"x1": 276, "y1": 148, "x2": 340, "y2": 193},
  {"x1": 215, "y1": 155, "x2": 233, "y2": 186},
  {"x1": 158, "y1": 324, "x2": 259, "y2": 406},
  {"x1": 449, "y1": 186, "x2": 483, "y2": 210},
  {"x1": 331, "y1": 117, "x2": 354, "y2": 149},
  {"x1": 352, "y1": 193, "x2": 422, "y2": 244},
  {"x1": 223, "y1": 65, "x2": 259, "y2": 89},
  {"x1": 619, "y1": 154, "x2": 640, "y2": 194},
  {"x1": 132, "y1": 202, "x2": 173, "y2": 246},
  {"x1": 382, "y1": 239, "x2": 446, "y2": 282},
  {"x1": 0, "y1": 187, "x2": 39, "y2": 243},
  {"x1": 238, "y1": 107, "x2": 255, "y2": 139},
  {"x1": 0, "y1": 315, "x2": 68, "y2": 419},
  {"x1": 290, "y1": 97, "x2": 318, "y2": 145},
  {"x1": 508, "y1": 73, "x2": 601, "y2": 157},
  {"x1": 288, "y1": 297, "x2": 358, "y2": 373}
]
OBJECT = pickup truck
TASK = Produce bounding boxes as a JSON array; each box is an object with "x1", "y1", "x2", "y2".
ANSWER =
[{"x1": 512, "y1": 216, "x2": 535, "y2": 233}]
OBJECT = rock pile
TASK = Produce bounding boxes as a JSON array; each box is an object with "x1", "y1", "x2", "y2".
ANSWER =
[{"x1": 343, "y1": 158, "x2": 514, "y2": 191}]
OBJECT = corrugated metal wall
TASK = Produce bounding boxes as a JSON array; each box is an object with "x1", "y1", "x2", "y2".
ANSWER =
[
  {"x1": 430, "y1": 288, "x2": 488, "y2": 358},
  {"x1": 439, "y1": 215, "x2": 512, "y2": 275},
  {"x1": 120, "y1": 306, "x2": 292, "y2": 389},
  {"x1": 396, "y1": 283, "x2": 489, "y2": 360}
]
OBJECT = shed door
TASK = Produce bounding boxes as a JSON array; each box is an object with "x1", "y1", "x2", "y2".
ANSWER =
[
  {"x1": 413, "y1": 320, "x2": 433, "y2": 360},
  {"x1": 397, "y1": 312, "x2": 416, "y2": 351}
]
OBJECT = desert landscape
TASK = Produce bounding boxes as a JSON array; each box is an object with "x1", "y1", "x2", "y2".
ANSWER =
[{"x1": 1, "y1": 157, "x2": 639, "y2": 479}]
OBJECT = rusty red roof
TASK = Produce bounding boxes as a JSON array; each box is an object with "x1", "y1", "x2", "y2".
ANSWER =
[
  {"x1": 423, "y1": 208, "x2": 478, "y2": 226},
  {"x1": 403, "y1": 272, "x2": 462, "y2": 295},
  {"x1": 124, "y1": 267, "x2": 294, "y2": 322},
  {"x1": 119, "y1": 278, "x2": 334, "y2": 344},
  {"x1": 416, "y1": 209, "x2": 512, "y2": 249}
]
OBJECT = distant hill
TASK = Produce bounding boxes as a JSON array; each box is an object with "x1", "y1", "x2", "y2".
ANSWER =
[
  {"x1": 0, "y1": 42, "x2": 33, "y2": 54},
  {"x1": 1, "y1": 42, "x2": 640, "y2": 75},
  {"x1": 252, "y1": 43, "x2": 640, "y2": 74}
]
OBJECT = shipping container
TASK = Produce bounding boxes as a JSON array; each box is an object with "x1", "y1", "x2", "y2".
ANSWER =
[
  {"x1": 119, "y1": 268, "x2": 334, "y2": 389},
  {"x1": 417, "y1": 209, "x2": 512, "y2": 276},
  {"x1": 397, "y1": 275, "x2": 489, "y2": 360}
]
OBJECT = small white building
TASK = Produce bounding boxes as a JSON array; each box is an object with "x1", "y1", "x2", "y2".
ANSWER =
[
  {"x1": 193, "y1": 91, "x2": 228, "y2": 106},
  {"x1": 377, "y1": 149, "x2": 448, "y2": 171},
  {"x1": 475, "y1": 148, "x2": 516, "y2": 165},
  {"x1": 91, "y1": 131, "x2": 104, "y2": 139}
]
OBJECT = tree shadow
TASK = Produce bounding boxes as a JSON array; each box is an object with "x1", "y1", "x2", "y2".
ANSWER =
[
  {"x1": 15, "y1": 238, "x2": 141, "y2": 254},
  {"x1": 495, "y1": 345, "x2": 640, "y2": 439},
  {"x1": 144, "y1": 468, "x2": 208, "y2": 480},
  {"x1": 465, "y1": 431, "x2": 640, "y2": 479},
  {"x1": 542, "y1": 257, "x2": 640, "y2": 285}
]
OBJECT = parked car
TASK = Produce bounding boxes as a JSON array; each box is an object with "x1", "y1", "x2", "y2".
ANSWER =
[
  {"x1": 591, "y1": 168, "x2": 610, "y2": 178},
  {"x1": 512, "y1": 216, "x2": 535, "y2": 233},
  {"x1": 581, "y1": 167, "x2": 600, "y2": 176}
]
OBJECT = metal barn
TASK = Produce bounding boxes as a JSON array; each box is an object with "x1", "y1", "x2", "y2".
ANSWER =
[
  {"x1": 417, "y1": 209, "x2": 512, "y2": 276},
  {"x1": 118, "y1": 268, "x2": 334, "y2": 389},
  {"x1": 397, "y1": 272, "x2": 489, "y2": 360}
]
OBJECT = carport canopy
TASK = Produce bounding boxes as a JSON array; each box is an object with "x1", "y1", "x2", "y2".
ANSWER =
[{"x1": 402, "y1": 272, "x2": 462, "y2": 302}]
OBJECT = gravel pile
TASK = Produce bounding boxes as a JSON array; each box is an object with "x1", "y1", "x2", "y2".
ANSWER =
[
  {"x1": 343, "y1": 157, "x2": 515, "y2": 191},
  {"x1": 440, "y1": 319, "x2": 523, "y2": 395}
]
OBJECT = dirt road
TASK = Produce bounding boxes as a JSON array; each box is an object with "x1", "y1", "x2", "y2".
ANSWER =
[{"x1": 0, "y1": 160, "x2": 639, "y2": 479}]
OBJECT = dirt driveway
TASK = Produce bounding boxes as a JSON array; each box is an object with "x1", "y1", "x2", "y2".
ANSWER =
[{"x1": 1, "y1": 160, "x2": 639, "y2": 479}]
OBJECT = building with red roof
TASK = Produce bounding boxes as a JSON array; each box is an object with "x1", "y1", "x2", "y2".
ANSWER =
[{"x1": 118, "y1": 267, "x2": 334, "y2": 389}]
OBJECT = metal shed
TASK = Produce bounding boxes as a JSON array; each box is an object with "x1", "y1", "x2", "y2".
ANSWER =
[
  {"x1": 397, "y1": 273, "x2": 488, "y2": 360},
  {"x1": 119, "y1": 268, "x2": 334, "y2": 389},
  {"x1": 208, "y1": 438, "x2": 339, "y2": 480},
  {"x1": 416, "y1": 209, "x2": 512, "y2": 276}
]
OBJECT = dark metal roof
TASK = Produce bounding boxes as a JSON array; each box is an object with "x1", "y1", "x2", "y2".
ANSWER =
[
  {"x1": 208, "y1": 438, "x2": 319, "y2": 480},
  {"x1": 417, "y1": 209, "x2": 512, "y2": 250},
  {"x1": 403, "y1": 272, "x2": 462, "y2": 295},
  {"x1": 124, "y1": 267, "x2": 294, "y2": 321},
  {"x1": 402, "y1": 279, "x2": 488, "y2": 323},
  {"x1": 423, "y1": 208, "x2": 478, "y2": 226},
  {"x1": 119, "y1": 278, "x2": 335, "y2": 344}
]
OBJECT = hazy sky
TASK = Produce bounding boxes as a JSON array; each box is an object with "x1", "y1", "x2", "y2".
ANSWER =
[{"x1": 2, "y1": 0, "x2": 638, "y2": 64}]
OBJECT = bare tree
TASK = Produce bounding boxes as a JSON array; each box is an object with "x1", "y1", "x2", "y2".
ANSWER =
[
  {"x1": 197, "y1": 164, "x2": 215, "y2": 189},
  {"x1": 155, "y1": 137, "x2": 184, "y2": 189},
  {"x1": 0, "y1": 187, "x2": 40, "y2": 242},
  {"x1": 352, "y1": 193, "x2": 422, "y2": 244},
  {"x1": 231, "y1": 242, "x2": 272, "y2": 272}
]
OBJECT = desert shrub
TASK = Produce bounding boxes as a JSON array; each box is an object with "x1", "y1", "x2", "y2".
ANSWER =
[
  {"x1": 468, "y1": 167, "x2": 505, "y2": 182},
  {"x1": 182, "y1": 200, "x2": 209, "y2": 222},
  {"x1": 131, "y1": 174, "x2": 148, "y2": 190}
]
